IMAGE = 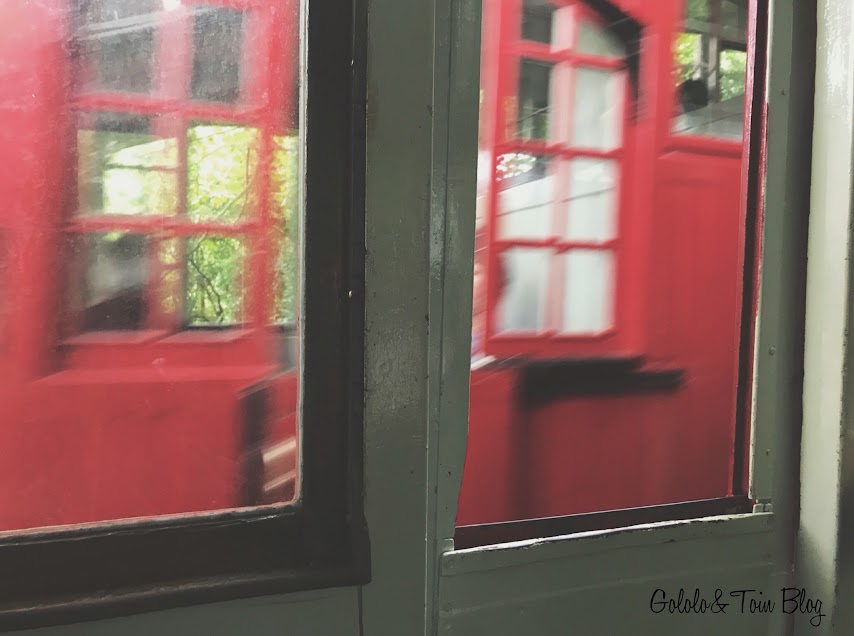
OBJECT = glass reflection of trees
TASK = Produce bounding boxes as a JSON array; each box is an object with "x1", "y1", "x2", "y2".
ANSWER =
[{"x1": 91, "y1": 125, "x2": 299, "y2": 327}]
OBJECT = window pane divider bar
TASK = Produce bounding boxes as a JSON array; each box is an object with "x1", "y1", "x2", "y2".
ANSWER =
[
  {"x1": 496, "y1": 141, "x2": 622, "y2": 160},
  {"x1": 73, "y1": 94, "x2": 267, "y2": 124},
  {"x1": 494, "y1": 238, "x2": 619, "y2": 251},
  {"x1": 66, "y1": 218, "x2": 256, "y2": 235}
]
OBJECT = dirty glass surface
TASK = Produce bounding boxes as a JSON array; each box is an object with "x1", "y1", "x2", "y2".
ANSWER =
[
  {"x1": 673, "y1": 0, "x2": 748, "y2": 139},
  {"x1": 0, "y1": 0, "x2": 303, "y2": 533},
  {"x1": 463, "y1": 0, "x2": 757, "y2": 531}
]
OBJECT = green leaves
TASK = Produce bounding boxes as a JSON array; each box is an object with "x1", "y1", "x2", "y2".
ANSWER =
[
  {"x1": 187, "y1": 124, "x2": 259, "y2": 224},
  {"x1": 185, "y1": 236, "x2": 244, "y2": 325},
  {"x1": 271, "y1": 134, "x2": 300, "y2": 325},
  {"x1": 78, "y1": 116, "x2": 301, "y2": 329},
  {"x1": 183, "y1": 125, "x2": 300, "y2": 326}
]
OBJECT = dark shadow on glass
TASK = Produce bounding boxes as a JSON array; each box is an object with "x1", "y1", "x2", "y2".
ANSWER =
[
  {"x1": 191, "y1": 7, "x2": 245, "y2": 104},
  {"x1": 83, "y1": 233, "x2": 149, "y2": 331},
  {"x1": 522, "y1": 0, "x2": 555, "y2": 44},
  {"x1": 78, "y1": 0, "x2": 158, "y2": 94}
]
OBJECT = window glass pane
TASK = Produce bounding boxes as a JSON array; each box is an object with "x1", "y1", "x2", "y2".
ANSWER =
[
  {"x1": 184, "y1": 236, "x2": 245, "y2": 325},
  {"x1": 495, "y1": 247, "x2": 550, "y2": 333},
  {"x1": 77, "y1": 112, "x2": 178, "y2": 216},
  {"x1": 521, "y1": 0, "x2": 555, "y2": 45},
  {"x1": 187, "y1": 124, "x2": 259, "y2": 224},
  {"x1": 721, "y1": 0, "x2": 748, "y2": 31},
  {"x1": 271, "y1": 135, "x2": 300, "y2": 326},
  {"x1": 497, "y1": 154, "x2": 554, "y2": 240},
  {"x1": 565, "y1": 158, "x2": 618, "y2": 242},
  {"x1": 720, "y1": 48, "x2": 747, "y2": 101},
  {"x1": 571, "y1": 67, "x2": 623, "y2": 150},
  {"x1": 151, "y1": 237, "x2": 182, "y2": 328},
  {"x1": 77, "y1": 0, "x2": 159, "y2": 94},
  {"x1": 516, "y1": 59, "x2": 553, "y2": 141},
  {"x1": 687, "y1": 0, "x2": 709, "y2": 21},
  {"x1": 81, "y1": 232, "x2": 150, "y2": 331},
  {"x1": 0, "y1": 0, "x2": 304, "y2": 533},
  {"x1": 576, "y1": 19, "x2": 625, "y2": 58},
  {"x1": 464, "y1": 0, "x2": 760, "y2": 535},
  {"x1": 673, "y1": 0, "x2": 747, "y2": 139},
  {"x1": 191, "y1": 6, "x2": 246, "y2": 104},
  {"x1": 560, "y1": 248, "x2": 614, "y2": 334}
]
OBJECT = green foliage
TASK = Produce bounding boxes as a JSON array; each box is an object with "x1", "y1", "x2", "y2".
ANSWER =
[
  {"x1": 674, "y1": 32, "x2": 701, "y2": 81},
  {"x1": 496, "y1": 152, "x2": 537, "y2": 180},
  {"x1": 187, "y1": 125, "x2": 258, "y2": 224},
  {"x1": 686, "y1": 0, "x2": 708, "y2": 20},
  {"x1": 271, "y1": 135, "x2": 300, "y2": 325},
  {"x1": 84, "y1": 126, "x2": 177, "y2": 215},
  {"x1": 95, "y1": 123, "x2": 300, "y2": 327},
  {"x1": 673, "y1": 33, "x2": 746, "y2": 102},
  {"x1": 185, "y1": 236, "x2": 245, "y2": 325},
  {"x1": 719, "y1": 48, "x2": 746, "y2": 101},
  {"x1": 184, "y1": 125, "x2": 255, "y2": 324},
  {"x1": 183, "y1": 125, "x2": 300, "y2": 326}
]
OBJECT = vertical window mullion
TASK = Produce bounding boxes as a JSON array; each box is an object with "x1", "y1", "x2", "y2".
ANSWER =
[
  {"x1": 548, "y1": 4, "x2": 576, "y2": 330},
  {"x1": 153, "y1": 4, "x2": 193, "y2": 330},
  {"x1": 485, "y1": 1, "x2": 516, "y2": 343},
  {"x1": 248, "y1": 128, "x2": 274, "y2": 330},
  {"x1": 548, "y1": 158, "x2": 567, "y2": 332}
]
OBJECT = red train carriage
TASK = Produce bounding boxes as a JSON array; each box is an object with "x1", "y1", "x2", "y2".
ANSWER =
[
  {"x1": 0, "y1": 0, "x2": 750, "y2": 535},
  {"x1": 459, "y1": 0, "x2": 751, "y2": 526},
  {"x1": 0, "y1": 0, "x2": 300, "y2": 530}
]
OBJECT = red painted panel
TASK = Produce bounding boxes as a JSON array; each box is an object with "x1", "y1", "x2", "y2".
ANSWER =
[
  {"x1": 457, "y1": 368, "x2": 520, "y2": 526},
  {"x1": 0, "y1": 0, "x2": 69, "y2": 383},
  {"x1": 0, "y1": 373, "x2": 262, "y2": 531},
  {"x1": 461, "y1": 149, "x2": 745, "y2": 524}
]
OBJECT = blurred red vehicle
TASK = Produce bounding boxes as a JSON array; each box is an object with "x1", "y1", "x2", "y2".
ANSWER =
[{"x1": 0, "y1": 0, "x2": 751, "y2": 534}]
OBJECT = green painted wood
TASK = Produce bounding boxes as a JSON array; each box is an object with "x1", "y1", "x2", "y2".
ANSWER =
[
  {"x1": 10, "y1": 590, "x2": 361, "y2": 636},
  {"x1": 439, "y1": 518, "x2": 779, "y2": 634},
  {"x1": 798, "y1": 0, "x2": 854, "y2": 633}
]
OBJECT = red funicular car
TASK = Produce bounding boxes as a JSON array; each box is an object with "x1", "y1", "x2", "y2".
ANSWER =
[{"x1": 0, "y1": 0, "x2": 752, "y2": 538}]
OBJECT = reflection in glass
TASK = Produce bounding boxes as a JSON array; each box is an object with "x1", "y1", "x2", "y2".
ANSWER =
[
  {"x1": 576, "y1": 18, "x2": 624, "y2": 57},
  {"x1": 521, "y1": 0, "x2": 555, "y2": 45},
  {"x1": 0, "y1": 0, "x2": 304, "y2": 535},
  {"x1": 77, "y1": 111, "x2": 178, "y2": 216},
  {"x1": 156, "y1": 238, "x2": 182, "y2": 321},
  {"x1": 498, "y1": 155, "x2": 554, "y2": 240},
  {"x1": 686, "y1": 0, "x2": 709, "y2": 21},
  {"x1": 517, "y1": 59, "x2": 553, "y2": 141},
  {"x1": 82, "y1": 232, "x2": 150, "y2": 331},
  {"x1": 561, "y1": 249, "x2": 614, "y2": 334},
  {"x1": 78, "y1": 0, "x2": 159, "y2": 94},
  {"x1": 184, "y1": 236, "x2": 245, "y2": 325},
  {"x1": 187, "y1": 125, "x2": 259, "y2": 223},
  {"x1": 271, "y1": 135, "x2": 300, "y2": 326},
  {"x1": 77, "y1": 112, "x2": 178, "y2": 216},
  {"x1": 191, "y1": 7, "x2": 245, "y2": 103},
  {"x1": 720, "y1": 0, "x2": 748, "y2": 35},
  {"x1": 496, "y1": 247, "x2": 550, "y2": 333},
  {"x1": 673, "y1": 0, "x2": 747, "y2": 139},
  {"x1": 496, "y1": 152, "x2": 547, "y2": 182},
  {"x1": 571, "y1": 68, "x2": 623, "y2": 150},
  {"x1": 565, "y1": 159, "x2": 618, "y2": 242}
]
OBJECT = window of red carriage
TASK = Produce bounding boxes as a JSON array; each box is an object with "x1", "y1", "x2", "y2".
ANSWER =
[
  {"x1": 63, "y1": 3, "x2": 300, "y2": 342},
  {"x1": 672, "y1": 0, "x2": 748, "y2": 142},
  {"x1": 68, "y1": 111, "x2": 298, "y2": 328},
  {"x1": 74, "y1": 0, "x2": 262, "y2": 107},
  {"x1": 479, "y1": 0, "x2": 631, "y2": 357}
]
